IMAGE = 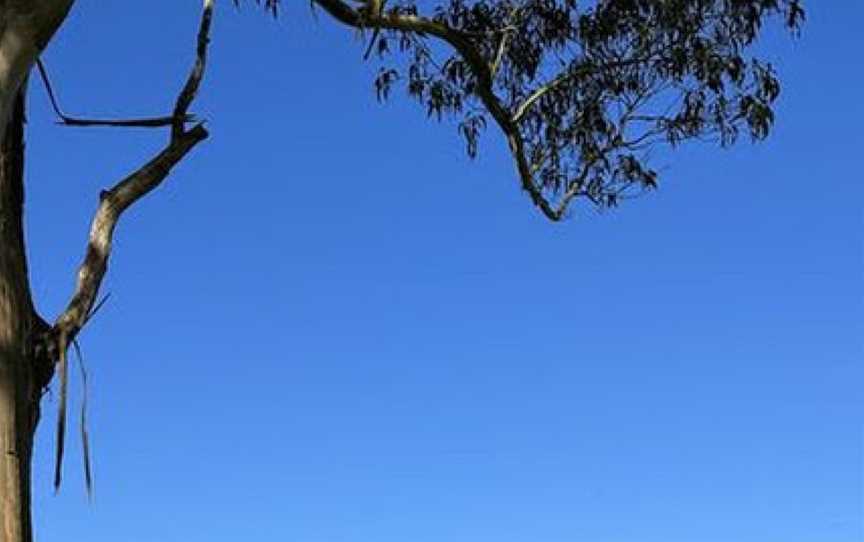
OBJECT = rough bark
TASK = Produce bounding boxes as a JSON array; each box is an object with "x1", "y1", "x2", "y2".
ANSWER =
[
  {"x1": 0, "y1": 90, "x2": 44, "y2": 542},
  {"x1": 0, "y1": 5, "x2": 75, "y2": 540}
]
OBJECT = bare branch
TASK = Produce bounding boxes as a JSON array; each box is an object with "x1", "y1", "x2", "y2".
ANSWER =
[
  {"x1": 173, "y1": 0, "x2": 214, "y2": 138},
  {"x1": 49, "y1": 0, "x2": 214, "y2": 491},
  {"x1": 490, "y1": 32, "x2": 508, "y2": 76},
  {"x1": 53, "y1": 127, "x2": 208, "y2": 342},
  {"x1": 57, "y1": 116, "x2": 192, "y2": 129},
  {"x1": 35, "y1": 59, "x2": 194, "y2": 129},
  {"x1": 511, "y1": 71, "x2": 573, "y2": 124},
  {"x1": 489, "y1": 8, "x2": 518, "y2": 78},
  {"x1": 51, "y1": 124, "x2": 208, "y2": 490},
  {"x1": 550, "y1": 159, "x2": 601, "y2": 218}
]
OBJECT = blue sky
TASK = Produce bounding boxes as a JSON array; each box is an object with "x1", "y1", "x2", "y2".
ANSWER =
[{"x1": 19, "y1": 2, "x2": 862, "y2": 541}]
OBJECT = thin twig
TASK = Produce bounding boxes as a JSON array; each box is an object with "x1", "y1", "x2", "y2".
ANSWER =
[
  {"x1": 173, "y1": 0, "x2": 214, "y2": 138},
  {"x1": 35, "y1": 59, "x2": 194, "y2": 129},
  {"x1": 83, "y1": 292, "x2": 111, "y2": 328}
]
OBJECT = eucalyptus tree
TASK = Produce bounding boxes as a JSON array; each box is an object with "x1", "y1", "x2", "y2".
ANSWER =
[{"x1": 0, "y1": 0, "x2": 803, "y2": 540}]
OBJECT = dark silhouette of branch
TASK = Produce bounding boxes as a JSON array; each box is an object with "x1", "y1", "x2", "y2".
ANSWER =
[
  {"x1": 312, "y1": 0, "x2": 803, "y2": 221},
  {"x1": 35, "y1": 58, "x2": 194, "y2": 128},
  {"x1": 71, "y1": 339, "x2": 92, "y2": 498},
  {"x1": 313, "y1": 0, "x2": 564, "y2": 219},
  {"x1": 49, "y1": 0, "x2": 214, "y2": 492}
]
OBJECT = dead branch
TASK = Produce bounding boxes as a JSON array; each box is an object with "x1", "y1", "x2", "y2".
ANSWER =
[
  {"x1": 49, "y1": 0, "x2": 215, "y2": 491},
  {"x1": 36, "y1": 58, "x2": 194, "y2": 129}
]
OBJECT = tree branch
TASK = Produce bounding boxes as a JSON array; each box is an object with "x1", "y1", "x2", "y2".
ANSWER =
[
  {"x1": 173, "y1": 0, "x2": 214, "y2": 138},
  {"x1": 36, "y1": 58, "x2": 194, "y2": 128},
  {"x1": 48, "y1": 0, "x2": 214, "y2": 491},
  {"x1": 53, "y1": 126, "x2": 208, "y2": 344},
  {"x1": 313, "y1": 0, "x2": 564, "y2": 220},
  {"x1": 511, "y1": 54, "x2": 665, "y2": 124}
]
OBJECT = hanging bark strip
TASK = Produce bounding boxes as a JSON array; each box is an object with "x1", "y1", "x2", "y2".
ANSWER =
[
  {"x1": 49, "y1": 0, "x2": 215, "y2": 491},
  {"x1": 71, "y1": 340, "x2": 92, "y2": 496}
]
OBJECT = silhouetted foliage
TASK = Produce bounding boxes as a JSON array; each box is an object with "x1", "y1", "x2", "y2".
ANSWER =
[{"x1": 253, "y1": 0, "x2": 804, "y2": 219}]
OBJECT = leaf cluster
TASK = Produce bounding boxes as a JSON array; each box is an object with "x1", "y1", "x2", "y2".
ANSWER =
[
  {"x1": 252, "y1": 0, "x2": 804, "y2": 218},
  {"x1": 368, "y1": 0, "x2": 803, "y2": 215}
]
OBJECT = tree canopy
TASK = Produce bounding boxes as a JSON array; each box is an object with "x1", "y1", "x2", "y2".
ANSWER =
[{"x1": 254, "y1": 0, "x2": 803, "y2": 220}]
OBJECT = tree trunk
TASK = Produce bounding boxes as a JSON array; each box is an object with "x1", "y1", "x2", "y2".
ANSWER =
[{"x1": 0, "y1": 90, "x2": 40, "y2": 542}]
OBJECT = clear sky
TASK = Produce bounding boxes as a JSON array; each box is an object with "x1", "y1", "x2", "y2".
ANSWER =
[{"x1": 19, "y1": 2, "x2": 861, "y2": 541}]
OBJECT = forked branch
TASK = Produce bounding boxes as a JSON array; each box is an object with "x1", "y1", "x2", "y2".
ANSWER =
[
  {"x1": 48, "y1": 0, "x2": 215, "y2": 491},
  {"x1": 315, "y1": 0, "x2": 801, "y2": 221},
  {"x1": 313, "y1": 0, "x2": 563, "y2": 220}
]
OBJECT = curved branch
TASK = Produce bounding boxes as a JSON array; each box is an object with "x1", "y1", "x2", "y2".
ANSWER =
[
  {"x1": 49, "y1": 125, "x2": 208, "y2": 489},
  {"x1": 173, "y1": 0, "x2": 214, "y2": 138},
  {"x1": 313, "y1": 0, "x2": 563, "y2": 220},
  {"x1": 35, "y1": 58, "x2": 195, "y2": 128},
  {"x1": 53, "y1": 126, "x2": 208, "y2": 342},
  {"x1": 48, "y1": 0, "x2": 214, "y2": 491}
]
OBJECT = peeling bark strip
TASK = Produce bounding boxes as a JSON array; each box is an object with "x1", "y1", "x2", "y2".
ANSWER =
[{"x1": 49, "y1": 0, "x2": 214, "y2": 491}]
